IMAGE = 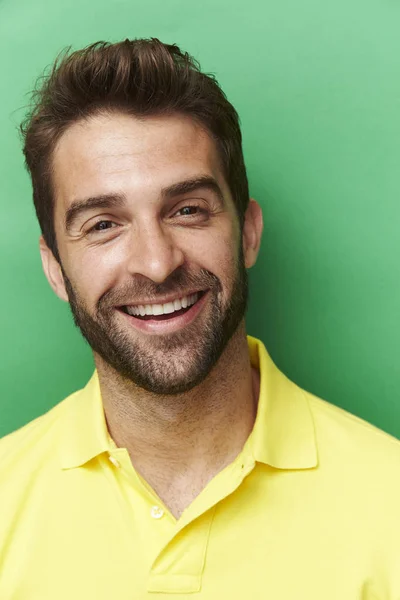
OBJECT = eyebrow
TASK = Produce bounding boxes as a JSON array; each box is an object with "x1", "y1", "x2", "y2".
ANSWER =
[{"x1": 64, "y1": 175, "x2": 225, "y2": 232}]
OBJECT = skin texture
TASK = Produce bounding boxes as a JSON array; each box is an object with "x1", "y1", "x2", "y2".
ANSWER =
[{"x1": 40, "y1": 112, "x2": 264, "y2": 518}]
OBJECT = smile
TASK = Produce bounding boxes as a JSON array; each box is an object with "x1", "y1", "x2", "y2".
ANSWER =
[
  {"x1": 123, "y1": 291, "x2": 203, "y2": 319},
  {"x1": 118, "y1": 290, "x2": 209, "y2": 334}
]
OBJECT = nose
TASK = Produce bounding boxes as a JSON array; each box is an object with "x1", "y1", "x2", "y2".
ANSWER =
[{"x1": 126, "y1": 219, "x2": 185, "y2": 283}]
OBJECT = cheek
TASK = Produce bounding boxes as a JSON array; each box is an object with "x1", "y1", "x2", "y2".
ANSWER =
[
  {"x1": 190, "y1": 232, "x2": 238, "y2": 294},
  {"x1": 63, "y1": 244, "x2": 126, "y2": 306}
]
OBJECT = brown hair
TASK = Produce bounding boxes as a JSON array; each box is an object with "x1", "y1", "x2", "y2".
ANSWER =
[{"x1": 21, "y1": 38, "x2": 249, "y2": 262}]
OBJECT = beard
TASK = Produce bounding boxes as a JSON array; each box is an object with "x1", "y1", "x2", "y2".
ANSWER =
[{"x1": 61, "y1": 249, "x2": 248, "y2": 395}]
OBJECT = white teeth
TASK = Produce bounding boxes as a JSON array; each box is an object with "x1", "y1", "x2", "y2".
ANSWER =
[
  {"x1": 126, "y1": 292, "x2": 200, "y2": 317},
  {"x1": 152, "y1": 304, "x2": 163, "y2": 316},
  {"x1": 163, "y1": 302, "x2": 175, "y2": 314}
]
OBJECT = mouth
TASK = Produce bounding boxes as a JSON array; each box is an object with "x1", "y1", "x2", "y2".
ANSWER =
[
  {"x1": 120, "y1": 290, "x2": 206, "y2": 320},
  {"x1": 117, "y1": 290, "x2": 209, "y2": 334}
]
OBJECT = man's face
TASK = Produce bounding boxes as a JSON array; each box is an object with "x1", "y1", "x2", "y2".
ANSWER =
[{"x1": 48, "y1": 112, "x2": 254, "y2": 394}]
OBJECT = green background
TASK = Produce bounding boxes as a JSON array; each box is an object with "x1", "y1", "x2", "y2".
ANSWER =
[{"x1": 1, "y1": 0, "x2": 399, "y2": 439}]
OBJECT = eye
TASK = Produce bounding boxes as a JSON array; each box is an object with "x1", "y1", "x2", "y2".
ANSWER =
[
  {"x1": 87, "y1": 220, "x2": 117, "y2": 233},
  {"x1": 174, "y1": 205, "x2": 207, "y2": 217}
]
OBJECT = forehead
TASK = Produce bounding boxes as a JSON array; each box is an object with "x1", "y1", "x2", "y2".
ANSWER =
[{"x1": 52, "y1": 112, "x2": 228, "y2": 213}]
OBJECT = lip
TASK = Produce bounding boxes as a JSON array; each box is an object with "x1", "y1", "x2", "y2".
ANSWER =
[
  {"x1": 118, "y1": 290, "x2": 209, "y2": 335},
  {"x1": 119, "y1": 289, "x2": 205, "y2": 309}
]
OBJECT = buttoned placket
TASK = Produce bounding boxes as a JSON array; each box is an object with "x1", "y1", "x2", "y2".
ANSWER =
[{"x1": 105, "y1": 445, "x2": 256, "y2": 594}]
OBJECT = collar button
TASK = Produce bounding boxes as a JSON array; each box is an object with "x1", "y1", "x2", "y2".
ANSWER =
[{"x1": 150, "y1": 506, "x2": 165, "y2": 519}]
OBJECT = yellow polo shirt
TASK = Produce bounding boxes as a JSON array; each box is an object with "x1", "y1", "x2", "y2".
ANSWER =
[{"x1": 1, "y1": 335, "x2": 400, "y2": 599}]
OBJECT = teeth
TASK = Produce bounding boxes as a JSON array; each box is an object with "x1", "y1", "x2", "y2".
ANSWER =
[
  {"x1": 126, "y1": 292, "x2": 199, "y2": 317},
  {"x1": 163, "y1": 302, "x2": 175, "y2": 314},
  {"x1": 152, "y1": 304, "x2": 163, "y2": 316}
]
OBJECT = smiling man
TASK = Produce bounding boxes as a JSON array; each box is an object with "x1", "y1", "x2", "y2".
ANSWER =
[{"x1": 0, "y1": 38, "x2": 400, "y2": 599}]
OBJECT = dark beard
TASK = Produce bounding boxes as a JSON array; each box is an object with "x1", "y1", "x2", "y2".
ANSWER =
[{"x1": 61, "y1": 251, "x2": 248, "y2": 395}]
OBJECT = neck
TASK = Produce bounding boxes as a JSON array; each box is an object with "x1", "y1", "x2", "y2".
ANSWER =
[{"x1": 95, "y1": 323, "x2": 259, "y2": 517}]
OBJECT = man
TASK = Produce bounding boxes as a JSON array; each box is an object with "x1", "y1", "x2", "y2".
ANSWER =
[{"x1": 0, "y1": 38, "x2": 399, "y2": 599}]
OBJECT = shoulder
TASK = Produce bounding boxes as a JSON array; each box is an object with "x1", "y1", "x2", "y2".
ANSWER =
[
  {"x1": 307, "y1": 390, "x2": 400, "y2": 449},
  {"x1": 0, "y1": 389, "x2": 81, "y2": 475},
  {"x1": 305, "y1": 389, "x2": 400, "y2": 476}
]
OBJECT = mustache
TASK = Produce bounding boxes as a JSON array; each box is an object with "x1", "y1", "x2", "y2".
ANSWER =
[{"x1": 97, "y1": 268, "x2": 221, "y2": 311}]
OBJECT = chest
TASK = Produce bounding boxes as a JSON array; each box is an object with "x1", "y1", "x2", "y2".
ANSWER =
[
  {"x1": 1, "y1": 459, "x2": 397, "y2": 599},
  {"x1": 143, "y1": 469, "x2": 215, "y2": 519}
]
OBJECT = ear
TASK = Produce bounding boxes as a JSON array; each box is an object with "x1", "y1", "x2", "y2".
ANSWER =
[
  {"x1": 39, "y1": 236, "x2": 69, "y2": 302},
  {"x1": 242, "y1": 198, "x2": 263, "y2": 268}
]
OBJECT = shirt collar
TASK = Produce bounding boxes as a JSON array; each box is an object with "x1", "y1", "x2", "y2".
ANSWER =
[
  {"x1": 60, "y1": 371, "x2": 111, "y2": 470},
  {"x1": 247, "y1": 335, "x2": 318, "y2": 469},
  {"x1": 60, "y1": 336, "x2": 318, "y2": 471}
]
